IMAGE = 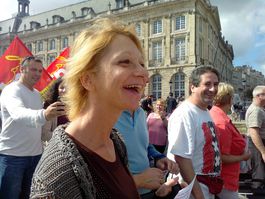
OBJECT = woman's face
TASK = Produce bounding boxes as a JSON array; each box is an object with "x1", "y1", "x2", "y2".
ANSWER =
[
  {"x1": 90, "y1": 34, "x2": 149, "y2": 111},
  {"x1": 156, "y1": 101, "x2": 165, "y2": 112},
  {"x1": 58, "y1": 83, "x2": 66, "y2": 97}
]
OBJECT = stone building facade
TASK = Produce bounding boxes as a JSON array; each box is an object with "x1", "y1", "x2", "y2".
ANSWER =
[
  {"x1": 232, "y1": 65, "x2": 265, "y2": 100},
  {"x1": 0, "y1": 0, "x2": 234, "y2": 99}
]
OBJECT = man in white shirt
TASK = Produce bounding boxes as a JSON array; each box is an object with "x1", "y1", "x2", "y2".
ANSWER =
[
  {"x1": 0, "y1": 56, "x2": 65, "y2": 199},
  {"x1": 167, "y1": 66, "x2": 221, "y2": 199}
]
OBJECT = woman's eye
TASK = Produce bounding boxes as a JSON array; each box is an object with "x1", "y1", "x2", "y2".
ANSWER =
[{"x1": 119, "y1": 59, "x2": 130, "y2": 64}]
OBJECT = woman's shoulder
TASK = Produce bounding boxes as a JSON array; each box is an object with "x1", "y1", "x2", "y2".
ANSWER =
[{"x1": 31, "y1": 126, "x2": 95, "y2": 198}]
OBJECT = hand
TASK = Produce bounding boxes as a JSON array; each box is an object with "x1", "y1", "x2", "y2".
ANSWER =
[
  {"x1": 133, "y1": 168, "x2": 164, "y2": 190},
  {"x1": 241, "y1": 151, "x2": 251, "y2": 161},
  {"x1": 156, "y1": 157, "x2": 179, "y2": 175},
  {"x1": 44, "y1": 101, "x2": 66, "y2": 121},
  {"x1": 159, "y1": 111, "x2": 166, "y2": 119},
  {"x1": 155, "y1": 177, "x2": 179, "y2": 197}
]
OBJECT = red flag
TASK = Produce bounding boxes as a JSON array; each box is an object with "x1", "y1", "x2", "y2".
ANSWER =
[
  {"x1": 0, "y1": 36, "x2": 52, "y2": 91},
  {"x1": 0, "y1": 36, "x2": 32, "y2": 88},
  {"x1": 46, "y1": 47, "x2": 69, "y2": 80}
]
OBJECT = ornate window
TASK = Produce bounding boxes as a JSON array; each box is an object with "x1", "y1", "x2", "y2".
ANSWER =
[
  {"x1": 173, "y1": 73, "x2": 185, "y2": 97},
  {"x1": 37, "y1": 41, "x2": 43, "y2": 52},
  {"x1": 153, "y1": 19, "x2": 162, "y2": 34},
  {"x1": 152, "y1": 41, "x2": 162, "y2": 62},
  {"x1": 176, "y1": 16, "x2": 185, "y2": 30},
  {"x1": 175, "y1": 38, "x2": 185, "y2": 61},
  {"x1": 62, "y1": 37, "x2": 68, "y2": 49},
  {"x1": 135, "y1": 23, "x2": 141, "y2": 37},
  {"x1": 49, "y1": 39, "x2": 56, "y2": 50},
  {"x1": 151, "y1": 74, "x2": 162, "y2": 100}
]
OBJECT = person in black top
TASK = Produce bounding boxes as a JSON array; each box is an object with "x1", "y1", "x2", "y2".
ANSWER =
[
  {"x1": 141, "y1": 95, "x2": 154, "y2": 115},
  {"x1": 166, "y1": 92, "x2": 177, "y2": 114}
]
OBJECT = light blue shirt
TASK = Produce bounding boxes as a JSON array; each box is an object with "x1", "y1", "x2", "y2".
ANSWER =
[{"x1": 114, "y1": 107, "x2": 150, "y2": 194}]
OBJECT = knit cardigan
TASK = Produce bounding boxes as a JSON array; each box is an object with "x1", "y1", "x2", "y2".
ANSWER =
[{"x1": 30, "y1": 125, "x2": 128, "y2": 199}]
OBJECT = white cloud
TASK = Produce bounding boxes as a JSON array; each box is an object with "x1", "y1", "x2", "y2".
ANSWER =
[{"x1": 211, "y1": 0, "x2": 265, "y2": 74}]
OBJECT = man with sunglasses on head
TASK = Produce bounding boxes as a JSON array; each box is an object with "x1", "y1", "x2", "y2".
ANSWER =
[
  {"x1": 0, "y1": 57, "x2": 65, "y2": 199},
  {"x1": 245, "y1": 85, "x2": 265, "y2": 190}
]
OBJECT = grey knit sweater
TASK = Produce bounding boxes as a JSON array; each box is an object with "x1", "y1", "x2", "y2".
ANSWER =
[{"x1": 30, "y1": 125, "x2": 128, "y2": 199}]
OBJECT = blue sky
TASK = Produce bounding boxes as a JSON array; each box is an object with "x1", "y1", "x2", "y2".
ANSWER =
[
  {"x1": 1, "y1": 0, "x2": 265, "y2": 75},
  {"x1": 211, "y1": 0, "x2": 265, "y2": 75}
]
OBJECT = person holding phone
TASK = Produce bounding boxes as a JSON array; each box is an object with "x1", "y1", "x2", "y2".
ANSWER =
[{"x1": 42, "y1": 77, "x2": 68, "y2": 144}]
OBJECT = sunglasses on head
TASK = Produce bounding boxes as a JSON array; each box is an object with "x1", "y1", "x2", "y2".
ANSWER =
[{"x1": 21, "y1": 56, "x2": 35, "y2": 67}]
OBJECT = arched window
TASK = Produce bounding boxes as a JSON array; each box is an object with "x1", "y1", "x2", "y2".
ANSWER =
[
  {"x1": 151, "y1": 74, "x2": 162, "y2": 100},
  {"x1": 173, "y1": 72, "x2": 185, "y2": 98}
]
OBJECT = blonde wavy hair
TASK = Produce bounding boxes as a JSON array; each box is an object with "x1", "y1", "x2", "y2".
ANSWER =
[
  {"x1": 213, "y1": 82, "x2": 234, "y2": 106},
  {"x1": 63, "y1": 18, "x2": 143, "y2": 121},
  {"x1": 155, "y1": 98, "x2": 166, "y2": 112}
]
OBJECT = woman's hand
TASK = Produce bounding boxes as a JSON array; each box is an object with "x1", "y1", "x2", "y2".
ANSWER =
[{"x1": 241, "y1": 151, "x2": 251, "y2": 161}]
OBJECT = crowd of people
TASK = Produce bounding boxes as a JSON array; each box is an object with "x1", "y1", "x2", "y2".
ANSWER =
[{"x1": 0, "y1": 17, "x2": 265, "y2": 199}]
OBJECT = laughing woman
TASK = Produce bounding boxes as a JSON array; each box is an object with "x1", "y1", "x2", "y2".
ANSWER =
[{"x1": 30, "y1": 18, "x2": 149, "y2": 199}]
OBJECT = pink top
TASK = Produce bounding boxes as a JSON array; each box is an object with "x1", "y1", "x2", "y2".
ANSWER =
[{"x1": 147, "y1": 112, "x2": 167, "y2": 146}]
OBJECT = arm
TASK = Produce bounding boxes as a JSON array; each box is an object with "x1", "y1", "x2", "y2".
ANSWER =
[
  {"x1": 222, "y1": 152, "x2": 251, "y2": 164},
  {"x1": 248, "y1": 127, "x2": 265, "y2": 162},
  {"x1": 147, "y1": 144, "x2": 166, "y2": 161},
  {"x1": 2, "y1": 88, "x2": 46, "y2": 127},
  {"x1": 216, "y1": 123, "x2": 251, "y2": 163},
  {"x1": 175, "y1": 155, "x2": 205, "y2": 199},
  {"x1": 41, "y1": 118, "x2": 57, "y2": 142}
]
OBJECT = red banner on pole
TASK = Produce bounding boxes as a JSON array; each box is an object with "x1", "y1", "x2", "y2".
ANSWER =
[
  {"x1": 0, "y1": 36, "x2": 32, "y2": 87},
  {"x1": 0, "y1": 36, "x2": 52, "y2": 91},
  {"x1": 46, "y1": 47, "x2": 69, "y2": 80}
]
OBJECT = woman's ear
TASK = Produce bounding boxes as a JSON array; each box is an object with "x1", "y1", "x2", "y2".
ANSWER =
[{"x1": 80, "y1": 72, "x2": 94, "y2": 91}]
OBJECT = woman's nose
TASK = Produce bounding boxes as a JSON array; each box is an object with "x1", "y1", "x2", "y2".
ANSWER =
[{"x1": 136, "y1": 64, "x2": 149, "y2": 83}]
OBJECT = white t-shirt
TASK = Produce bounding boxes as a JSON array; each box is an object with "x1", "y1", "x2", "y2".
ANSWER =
[
  {"x1": 0, "y1": 81, "x2": 46, "y2": 156},
  {"x1": 167, "y1": 100, "x2": 221, "y2": 175}
]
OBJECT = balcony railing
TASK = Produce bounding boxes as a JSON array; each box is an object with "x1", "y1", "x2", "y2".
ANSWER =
[
  {"x1": 149, "y1": 59, "x2": 164, "y2": 67},
  {"x1": 170, "y1": 56, "x2": 188, "y2": 64}
]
